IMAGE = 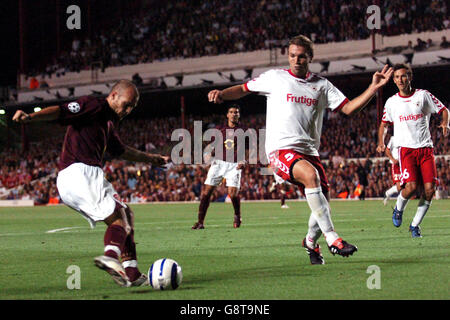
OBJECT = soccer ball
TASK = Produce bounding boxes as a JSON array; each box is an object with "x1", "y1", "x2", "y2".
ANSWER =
[{"x1": 148, "y1": 258, "x2": 182, "y2": 290}]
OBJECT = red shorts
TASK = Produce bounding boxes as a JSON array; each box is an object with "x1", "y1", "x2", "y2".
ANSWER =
[
  {"x1": 268, "y1": 149, "x2": 329, "y2": 195},
  {"x1": 399, "y1": 147, "x2": 437, "y2": 186},
  {"x1": 391, "y1": 163, "x2": 401, "y2": 183}
]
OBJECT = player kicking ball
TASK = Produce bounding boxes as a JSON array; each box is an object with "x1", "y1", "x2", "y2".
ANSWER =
[
  {"x1": 377, "y1": 64, "x2": 449, "y2": 238},
  {"x1": 13, "y1": 80, "x2": 169, "y2": 286},
  {"x1": 207, "y1": 35, "x2": 394, "y2": 264}
]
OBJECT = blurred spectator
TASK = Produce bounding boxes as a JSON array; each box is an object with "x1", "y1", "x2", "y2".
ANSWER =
[
  {"x1": 29, "y1": 77, "x2": 39, "y2": 90},
  {"x1": 132, "y1": 73, "x2": 143, "y2": 86},
  {"x1": 414, "y1": 38, "x2": 427, "y2": 51},
  {"x1": 440, "y1": 36, "x2": 450, "y2": 48}
]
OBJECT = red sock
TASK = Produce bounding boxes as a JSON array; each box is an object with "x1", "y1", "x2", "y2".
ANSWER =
[
  {"x1": 121, "y1": 229, "x2": 141, "y2": 281},
  {"x1": 198, "y1": 195, "x2": 211, "y2": 223},
  {"x1": 104, "y1": 224, "x2": 127, "y2": 260},
  {"x1": 281, "y1": 194, "x2": 286, "y2": 206},
  {"x1": 231, "y1": 196, "x2": 240, "y2": 216}
]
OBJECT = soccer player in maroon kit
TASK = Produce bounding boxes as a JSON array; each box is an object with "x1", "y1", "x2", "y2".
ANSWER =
[
  {"x1": 13, "y1": 80, "x2": 169, "y2": 287},
  {"x1": 192, "y1": 104, "x2": 248, "y2": 229}
]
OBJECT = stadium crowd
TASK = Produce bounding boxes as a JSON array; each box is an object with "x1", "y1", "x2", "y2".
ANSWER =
[
  {"x1": 29, "y1": 0, "x2": 449, "y2": 80},
  {"x1": 1, "y1": 106, "x2": 448, "y2": 204}
]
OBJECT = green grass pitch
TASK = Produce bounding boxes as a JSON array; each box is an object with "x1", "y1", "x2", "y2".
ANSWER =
[{"x1": 0, "y1": 199, "x2": 448, "y2": 300}]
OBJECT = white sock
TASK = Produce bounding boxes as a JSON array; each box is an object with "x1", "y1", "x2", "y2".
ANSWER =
[
  {"x1": 395, "y1": 192, "x2": 409, "y2": 212},
  {"x1": 304, "y1": 187, "x2": 339, "y2": 246},
  {"x1": 305, "y1": 213, "x2": 322, "y2": 249},
  {"x1": 385, "y1": 185, "x2": 398, "y2": 197},
  {"x1": 122, "y1": 260, "x2": 138, "y2": 268},
  {"x1": 411, "y1": 199, "x2": 431, "y2": 227}
]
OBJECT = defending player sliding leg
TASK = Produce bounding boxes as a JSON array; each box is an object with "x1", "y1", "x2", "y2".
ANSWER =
[{"x1": 304, "y1": 187, "x2": 357, "y2": 257}]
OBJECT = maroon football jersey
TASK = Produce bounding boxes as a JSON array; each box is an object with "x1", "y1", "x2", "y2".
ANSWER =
[
  {"x1": 212, "y1": 123, "x2": 249, "y2": 163},
  {"x1": 57, "y1": 96, "x2": 126, "y2": 170}
]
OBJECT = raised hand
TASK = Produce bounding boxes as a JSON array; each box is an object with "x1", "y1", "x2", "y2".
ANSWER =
[{"x1": 372, "y1": 64, "x2": 394, "y2": 90}]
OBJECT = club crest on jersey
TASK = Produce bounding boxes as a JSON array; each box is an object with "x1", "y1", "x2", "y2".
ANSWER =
[
  {"x1": 68, "y1": 102, "x2": 81, "y2": 113},
  {"x1": 286, "y1": 93, "x2": 318, "y2": 107}
]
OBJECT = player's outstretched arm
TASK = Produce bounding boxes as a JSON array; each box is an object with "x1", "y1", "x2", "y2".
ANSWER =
[
  {"x1": 12, "y1": 106, "x2": 60, "y2": 123},
  {"x1": 121, "y1": 145, "x2": 170, "y2": 166},
  {"x1": 208, "y1": 84, "x2": 250, "y2": 104},
  {"x1": 384, "y1": 146, "x2": 398, "y2": 165},
  {"x1": 341, "y1": 65, "x2": 393, "y2": 116},
  {"x1": 438, "y1": 108, "x2": 449, "y2": 137},
  {"x1": 376, "y1": 121, "x2": 389, "y2": 154}
]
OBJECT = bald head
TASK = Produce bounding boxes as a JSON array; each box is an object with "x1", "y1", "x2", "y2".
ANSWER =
[
  {"x1": 110, "y1": 80, "x2": 139, "y2": 98},
  {"x1": 107, "y1": 80, "x2": 140, "y2": 119}
]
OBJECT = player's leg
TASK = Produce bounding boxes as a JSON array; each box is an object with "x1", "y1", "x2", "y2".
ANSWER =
[
  {"x1": 224, "y1": 162, "x2": 243, "y2": 228},
  {"x1": 393, "y1": 149, "x2": 419, "y2": 227},
  {"x1": 56, "y1": 163, "x2": 131, "y2": 286},
  {"x1": 227, "y1": 186, "x2": 242, "y2": 228},
  {"x1": 410, "y1": 152, "x2": 437, "y2": 237},
  {"x1": 302, "y1": 190, "x2": 325, "y2": 264},
  {"x1": 192, "y1": 184, "x2": 215, "y2": 229},
  {"x1": 280, "y1": 184, "x2": 289, "y2": 208},
  {"x1": 384, "y1": 164, "x2": 401, "y2": 205},
  {"x1": 118, "y1": 205, "x2": 148, "y2": 286},
  {"x1": 96, "y1": 206, "x2": 132, "y2": 287},
  {"x1": 292, "y1": 159, "x2": 357, "y2": 257}
]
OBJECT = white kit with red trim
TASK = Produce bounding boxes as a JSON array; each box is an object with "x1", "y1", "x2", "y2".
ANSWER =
[
  {"x1": 381, "y1": 89, "x2": 447, "y2": 149},
  {"x1": 245, "y1": 69, "x2": 348, "y2": 157}
]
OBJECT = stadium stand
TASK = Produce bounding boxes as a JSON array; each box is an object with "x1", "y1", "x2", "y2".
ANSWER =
[{"x1": 21, "y1": 0, "x2": 449, "y2": 78}]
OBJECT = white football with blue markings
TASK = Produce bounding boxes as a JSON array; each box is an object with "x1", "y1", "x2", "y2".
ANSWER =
[{"x1": 148, "y1": 258, "x2": 182, "y2": 290}]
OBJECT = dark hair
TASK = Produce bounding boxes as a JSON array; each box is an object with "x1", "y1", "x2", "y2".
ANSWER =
[
  {"x1": 289, "y1": 35, "x2": 314, "y2": 59},
  {"x1": 227, "y1": 104, "x2": 240, "y2": 112},
  {"x1": 393, "y1": 63, "x2": 412, "y2": 76}
]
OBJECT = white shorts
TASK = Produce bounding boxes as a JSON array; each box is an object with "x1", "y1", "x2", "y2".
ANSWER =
[
  {"x1": 204, "y1": 160, "x2": 242, "y2": 189},
  {"x1": 56, "y1": 163, "x2": 126, "y2": 228}
]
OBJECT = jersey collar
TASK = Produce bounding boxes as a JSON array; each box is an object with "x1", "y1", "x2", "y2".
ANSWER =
[
  {"x1": 287, "y1": 69, "x2": 312, "y2": 81},
  {"x1": 397, "y1": 89, "x2": 416, "y2": 98}
]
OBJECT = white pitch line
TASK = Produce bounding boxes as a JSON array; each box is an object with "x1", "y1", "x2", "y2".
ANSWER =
[{"x1": 45, "y1": 227, "x2": 83, "y2": 234}]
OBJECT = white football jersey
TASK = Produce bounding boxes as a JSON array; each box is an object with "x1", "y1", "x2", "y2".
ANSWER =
[
  {"x1": 386, "y1": 136, "x2": 399, "y2": 163},
  {"x1": 382, "y1": 89, "x2": 447, "y2": 148},
  {"x1": 245, "y1": 69, "x2": 348, "y2": 157}
]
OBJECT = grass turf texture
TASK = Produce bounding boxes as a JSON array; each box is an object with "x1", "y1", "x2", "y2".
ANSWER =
[{"x1": 0, "y1": 199, "x2": 448, "y2": 300}]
